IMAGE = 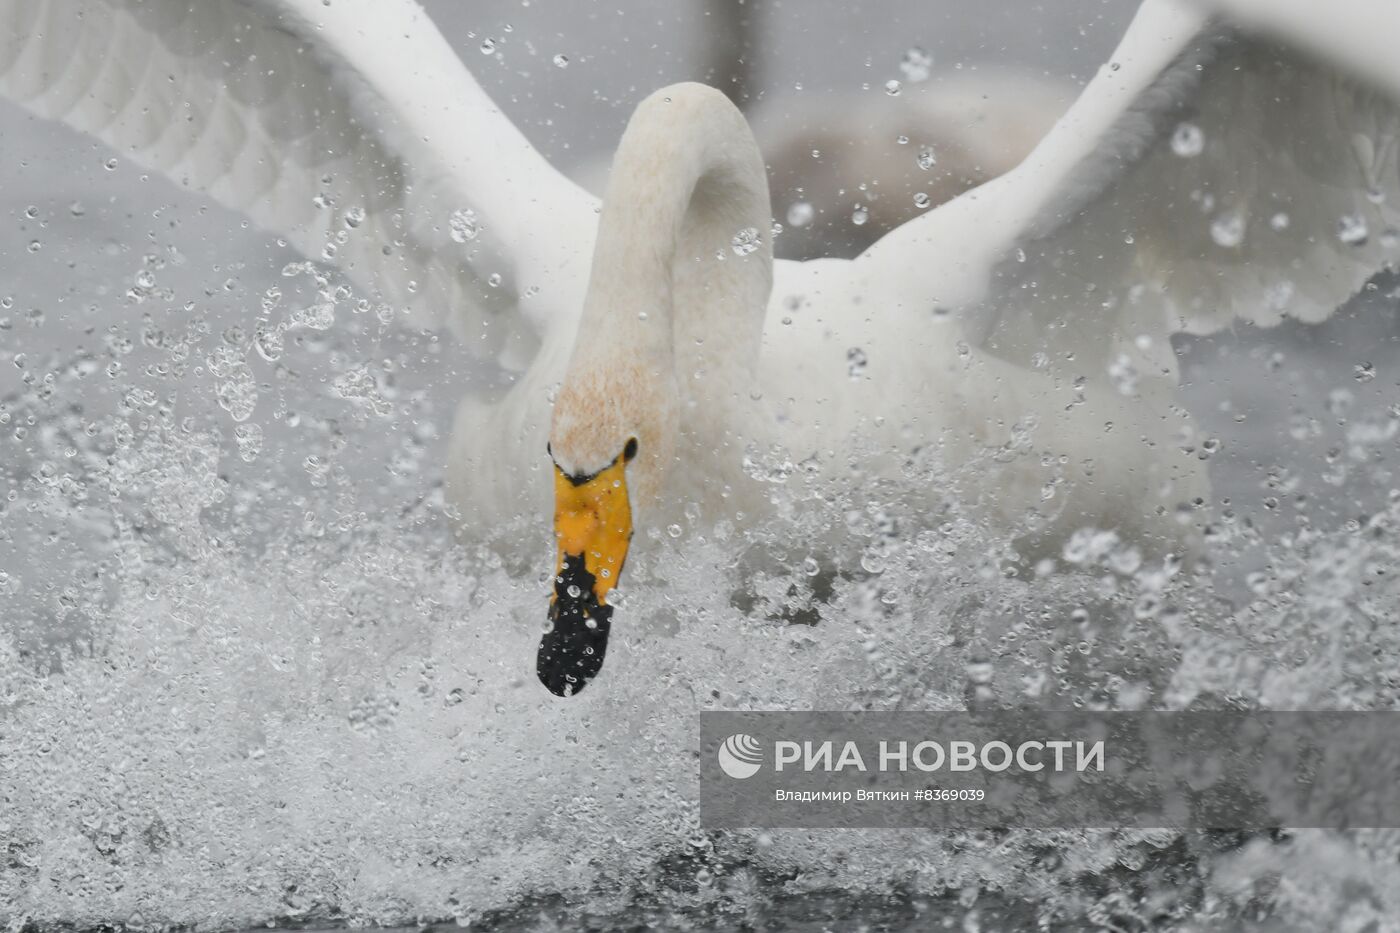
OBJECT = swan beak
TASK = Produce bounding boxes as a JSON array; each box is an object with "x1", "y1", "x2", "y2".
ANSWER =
[{"x1": 538, "y1": 457, "x2": 633, "y2": 696}]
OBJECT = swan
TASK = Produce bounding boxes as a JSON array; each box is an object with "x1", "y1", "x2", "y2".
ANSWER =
[{"x1": 0, "y1": 0, "x2": 1397, "y2": 697}]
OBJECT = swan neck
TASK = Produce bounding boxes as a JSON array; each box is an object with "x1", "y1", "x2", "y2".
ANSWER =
[{"x1": 576, "y1": 84, "x2": 773, "y2": 374}]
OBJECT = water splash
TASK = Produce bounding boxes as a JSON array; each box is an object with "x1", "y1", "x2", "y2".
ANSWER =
[{"x1": 5, "y1": 269, "x2": 1400, "y2": 930}]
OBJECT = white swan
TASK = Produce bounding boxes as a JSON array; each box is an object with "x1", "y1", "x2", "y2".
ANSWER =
[{"x1": 0, "y1": 0, "x2": 1397, "y2": 696}]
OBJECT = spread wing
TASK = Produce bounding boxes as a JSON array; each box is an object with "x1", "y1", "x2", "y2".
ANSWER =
[
  {"x1": 860, "y1": 0, "x2": 1400, "y2": 395},
  {"x1": 0, "y1": 0, "x2": 598, "y2": 368}
]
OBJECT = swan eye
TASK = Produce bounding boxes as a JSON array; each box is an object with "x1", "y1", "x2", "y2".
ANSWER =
[{"x1": 623, "y1": 437, "x2": 639, "y2": 462}]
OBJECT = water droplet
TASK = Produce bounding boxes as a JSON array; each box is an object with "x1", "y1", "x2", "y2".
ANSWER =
[
  {"x1": 846, "y1": 347, "x2": 868, "y2": 379},
  {"x1": 884, "y1": 79, "x2": 902, "y2": 96},
  {"x1": 291, "y1": 301, "x2": 335, "y2": 330},
  {"x1": 899, "y1": 46, "x2": 933, "y2": 83},
  {"x1": 1270, "y1": 211, "x2": 1290, "y2": 231},
  {"x1": 667, "y1": 524, "x2": 683, "y2": 538},
  {"x1": 1337, "y1": 213, "x2": 1369, "y2": 246},
  {"x1": 851, "y1": 205, "x2": 869, "y2": 226},
  {"x1": 480, "y1": 37, "x2": 496, "y2": 54},
  {"x1": 26, "y1": 240, "x2": 39, "y2": 253},
  {"x1": 786, "y1": 201, "x2": 814, "y2": 228},
  {"x1": 234, "y1": 423, "x2": 263, "y2": 462},
  {"x1": 449, "y1": 208, "x2": 480, "y2": 243},
  {"x1": 1108, "y1": 353, "x2": 1139, "y2": 396},
  {"x1": 103, "y1": 157, "x2": 118, "y2": 171},
  {"x1": 730, "y1": 226, "x2": 761, "y2": 256},
  {"x1": 913, "y1": 192, "x2": 931, "y2": 210},
  {"x1": 917, "y1": 146, "x2": 936, "y2": 171},
  {"x1": 487, "y1": 272, "x2": 503, "y2": 288},
  {"x1": 1170, "y1": 122, "x2": 1204, "y2": 157},
  {"x1": 1355, "y1": 361, "x2": 1376, "y2": 383},
  {"x1": 216, "y1": 375, "x2": 257, "y2": 422},
  {"x1": 343, "y1": 205, "x2": 365, "y2": 229},
  {"x1": 254, "y1": 324, "x2": 284, "y2": 362},
  {"x1": 1210, "y1": 211, "x2": 1245, "y2": 248},
  {"x1": 552, "y1": 53, "x2": 569, "y2": 68}
]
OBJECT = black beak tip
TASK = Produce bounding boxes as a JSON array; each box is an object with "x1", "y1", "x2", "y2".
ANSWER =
[
  {"x1": 536, "y1": 664, "x2": 600, "y2": 697},
  {"x1": 536, "y1": 662, "x2": 584, "y2": 698},
  {"x1": 538, "y1": 554, "x2": 615, "y2": 697},
  {"x1": 536, "y1": 613, "x2": 611, "y2": 697}
]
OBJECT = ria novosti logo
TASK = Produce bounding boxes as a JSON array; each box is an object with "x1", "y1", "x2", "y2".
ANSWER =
[{"x1": 717, "y1": 733, "x2": 763, "y2": 779}]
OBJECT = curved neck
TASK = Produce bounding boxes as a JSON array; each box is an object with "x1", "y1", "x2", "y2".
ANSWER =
[{"x1": 570, "y1": 84, "x2": 773, "y2": 391}]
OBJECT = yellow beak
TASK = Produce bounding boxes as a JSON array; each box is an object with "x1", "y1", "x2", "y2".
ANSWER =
[{"x1": 537, "y1": 456, "x2": 633, "y2": 696}]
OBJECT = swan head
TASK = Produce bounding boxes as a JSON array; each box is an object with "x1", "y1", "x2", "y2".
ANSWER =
[{"x1": 538, "y1": 363, "x2": 677, "y2": 696}]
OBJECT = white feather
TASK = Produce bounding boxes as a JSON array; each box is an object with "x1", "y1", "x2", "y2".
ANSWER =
[{"x1": 0, "y1": 0, "x2": 599, "y2": 364}]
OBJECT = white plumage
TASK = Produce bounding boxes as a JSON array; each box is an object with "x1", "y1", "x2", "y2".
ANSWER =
[{"x1": 1, "y1": 0, "x2": 1397, "y2": 563}]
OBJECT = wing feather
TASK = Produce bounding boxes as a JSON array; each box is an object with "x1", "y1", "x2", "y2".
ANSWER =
[
  {"x1": 862, "y1": 0, "x2": 1400, "y2": 395},
  {"x1": 0, "y1": 0, "x2": 598, "y2": 368}
]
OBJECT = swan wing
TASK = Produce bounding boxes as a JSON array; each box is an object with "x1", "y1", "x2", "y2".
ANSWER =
[
  {"x1": 863, "y1": 0, "x2": 1400, "y2": 393},
  {"x1": 0, "y1": 0, "x2": 598, "y2": 367}
]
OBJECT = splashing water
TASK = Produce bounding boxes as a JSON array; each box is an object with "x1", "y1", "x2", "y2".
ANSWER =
[{"x1": 6, "y1": 250, "x2": 1400, "y2": 931}]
